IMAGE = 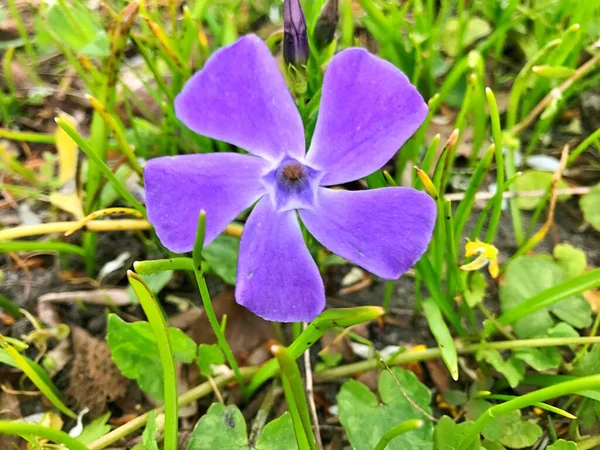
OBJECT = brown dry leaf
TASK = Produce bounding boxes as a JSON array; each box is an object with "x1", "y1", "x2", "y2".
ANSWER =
[
  {"x1": 424, "y1": 359, "x2": 451, "y2": 393},
  {"x1": 0, "y1": 385, "x2": 24, "y2": 450},
  {"x1": 169, "y1": 290, "x2": 274, "y2": 361},
  {"x1": 584, "y1": 289, "x2": 600, "y2": 312},
  {"x1": 66, "y1": 326, "x2": 127, "y2": 416}
]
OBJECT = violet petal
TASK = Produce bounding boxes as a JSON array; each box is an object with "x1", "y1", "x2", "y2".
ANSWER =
[
  {"x1": 299, "y1": 187, "x2": 436, "y2": 279},
  {"x1": 306, "y1": 49, "x2": 428, "y2": 185},
  {"x1": 236, "y1": 197, "x2": 325, "y2": 322},
  {"x1": 175, "y1": 35, "x2": 305, "y2": 162},
  {"x1": 144, "y1": 153, "x2": 269, "y2": 253}
]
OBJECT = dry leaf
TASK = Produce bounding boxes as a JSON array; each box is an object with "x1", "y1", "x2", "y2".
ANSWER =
[
  {"x1": 66, "y1": 326, "x2": 127, "y2": 416},
  {"x1": 584, "y1": 289, "x2": 600, "y2": 312}
]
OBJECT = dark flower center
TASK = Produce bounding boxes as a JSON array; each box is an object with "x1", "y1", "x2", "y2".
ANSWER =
[{"x1": 282, "y1": 163, "x2": 305, "y2": 182}]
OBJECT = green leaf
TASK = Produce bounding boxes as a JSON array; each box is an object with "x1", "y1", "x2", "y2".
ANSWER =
[
  {"x1": 463, "y1": 271, "x2": 486, "y2": 308},
  {"x1": 202, "y1": 236, "x2": 239, "y2": 285},
  {"x1": 572, "y1": 345, "x2": 600, "y2": 376},
  {"x1": 422, "y1": 298, "x2": 458, "y2": 380},
  {"x1": 580, "y1": 183, "x2": 600, "y2": 231},
  {"x1": 76, "y1": 412, "x2": 111, "y2": 445},
  {"x1": 481, "y1": 410, "x2": 542, "y2": 449},
  {"x1": 107, "y1": 314, "x2": 196, "y2": 400},
  {"x1": 434, "y1": 416, "x2": 480, "y2": 450},
  {"x1": 476, "y1": 349, "x2": 524, "y2": 388},
  {"x1": 481, "y1": 440, "x2": 507, "y2": 450},
  {"x1": 512, "y1": 347, "x2": 561, "y2": 371},
  {"x1": 442, "y1": 390, "x2": 468, "y2": 407},
  {"x1": 547, "y1": 439, "x2": 578, "y2": 450},
  {"x1": 185, "y1": 403, "x2": 297, "y2": 450},
  {"x1": 500, "y1": 256, "x2": 591, "y2": 338},
  {"x1": 547, "y1": 322, "x2": 579, "y2": 338},
  {"x1": 141, "y1": 410, "x2": 159, "y2": 450},
  {"x1": 442, "y1": 17, "x2": 491, "y2": 56},
  {"x1": 337, "y1": 368, "x2": 434, "y2": 450},
  {"x1": 553, "y1": 244, "x2": 587, "y2": 279},
  {"x1": 46, "y1": 2, "x2": 110, "y2": 57},
  {"x1": 197, "y1": 344, "x2": 225, "y2": 377},
  {"x1": 514, "y1": 171, "x2": 569, "y2": 210}
]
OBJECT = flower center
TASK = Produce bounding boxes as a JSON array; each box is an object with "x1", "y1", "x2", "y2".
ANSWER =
[
  {"x1": 262, "y1": 157, "x2": 322, "y2": 212},
  {"x1": 282, "y1": 163, "x2": 305, "y2": 182}
]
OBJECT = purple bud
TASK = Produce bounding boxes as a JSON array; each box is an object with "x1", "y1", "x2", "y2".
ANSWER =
[
  {"x1": 283, "y1": 0, "x2": 309, "y2": 66},
  {"x1": 314, "y1": 0, "x2": 339, "y2": 50}
]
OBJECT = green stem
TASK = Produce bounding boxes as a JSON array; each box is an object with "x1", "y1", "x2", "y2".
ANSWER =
[
  {"x1": 313, "y1": 336, "x2": 600, "y2": 382},
  {"x1": 578, "y1": 435, "x2": 600, "y2": 450},
  {"x1": 0, "y1": 129, "x2": 55, "y2": 144},
  {"x1": 273, "y1": 345, "x2": 318, "y2": 450},
  {"x1": 457, "y1": 375, "x2": 600, "y2": 450},
  {"x1": 0, "y1": 241, "x2": 86, "y2": 257},
  {"x1": 373, "y1": 419, "x2": 424, "y2": 450},
  {"x1": 128, "y1": 272, "x2": 178, "y2": 450},
  {"x1": 192, "y1": 211, "x2": 247, "y2": 395},
  {"x1": 0, "y1": 422, "x2": 88, "y2": 450},
  {"x1": 134, "y1": 258, "x2": 194, "y2": 274}
]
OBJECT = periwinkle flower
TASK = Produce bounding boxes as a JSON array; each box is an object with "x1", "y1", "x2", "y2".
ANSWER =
[
  {"x1": 145, "y1": 35, "x2": 436, "y2": 322},
  {"x1": 283, "y1": 0, "x2": 309, "y2": 66}
]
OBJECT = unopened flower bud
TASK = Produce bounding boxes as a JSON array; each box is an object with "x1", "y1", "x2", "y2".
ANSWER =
[
  {"x1": 283, "y1": 0, "x2": 309, "y2": 67},
  {"x1": 313, "y1": 0, "x2": 339, "y2": 50}
]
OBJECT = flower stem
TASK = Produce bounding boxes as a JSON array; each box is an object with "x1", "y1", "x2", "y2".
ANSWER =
[
  {"x1": 0, "y1": 422, "x2": 88, "y2": 450},
  {"x1": 457, "y1": 375, "x2": 600, "y2": 450},
  {"x1": 193, "y1": 211, "x2": 247, "y2": 396},
  {"x1": 373, "y1": 419, "x2": 424, "y2": 450}
]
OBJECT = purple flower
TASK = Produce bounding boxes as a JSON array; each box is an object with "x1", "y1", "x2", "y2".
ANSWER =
[
  {"x1": 283, "y1": 0, "x2": 309, "y2": 66},
  {"x1": 145, "y1": 35, "x2": 436, "y2": 323}
]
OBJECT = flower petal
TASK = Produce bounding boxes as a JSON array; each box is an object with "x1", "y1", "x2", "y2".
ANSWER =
[
  {"x1": 236, "y1": 197, "x2": 325, "y2": 322},
  {"x1": 299, "y1": 187, "x2": 436, "y2": 279},
  {"x1": 306, "y1": 49, "x2": 428, "y2": 185},
  {"x1": 175, "y1": 35, "x2": 305, "y2": 161},
  {"x1": 145, "y1": 153, "x2": 269, "y2": 253}
]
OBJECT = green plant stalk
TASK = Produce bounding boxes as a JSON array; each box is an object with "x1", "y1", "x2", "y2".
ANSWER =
[
  {"x1": 192, "y1": 211, "x2": 247, "y2": 395},
  {"x1": 457, "y1": 375, "x2": 600, "y2": 450},
  {"x1": 6, "y1": 0, "x2": 36, "y2": 62},
  {"x1": 282, "y1": 375, "x2": 311, "y2": 450},
  {"x1": 128, "y1": 272, "x2": 178, "y2": 450},
  {"x1": 421, "y1": 298, "x2": 458, "y2": 380},
  {"x1": 0, "y1": 241, "x2": 85, "y2": 257},
  {"x1": 89, "y1": 366, "x2": 257, "y2": 450},
  {"x1": 504, "y1": 144, "x2": 523, "y2": 246},
  {"x1": 0, "y1": 129, "x2": 56, "y2": 144},
  {"x1": 2, "y1": 48, "x2": 16, "y2": 97},
  {"x1": 578, "y1": 435, "x2": 600, "y2": 450},
  {"x1": 55, "y1": 117, "x2": 145, "y2": 214},
  {"x1": 247, "y1": 306, "x2": 385, "y2": 396},
  {"x1": 134, "y1": 258, "x2": 194, "y2": 274},
  {"x1": 481, "y1": 394, "x2": 575, "y2": 419},
  {"x1": 0, "y1": 422, "x2": 88, "y2": 450},
  {"x1": 0, "y1": 295, "x2": 22, "y2": 319},
  {"x1": 484, "y1": 88, "x2": 507, "y2": 244},
  {"x1": 415, "y1": 256, "x2": 465, "y2": 336},
  {"x1": 273, "y1": 345, "x2": 318, "y2": 450},
  {"x1": 568, "y1": 127, "x2": 600, "y2": 165},
  {"x1": 313, "y1": 336, "x2": 600, "y2": 382},
  {"x1": 443, "y1": 200, "x2": 460, "y2": 299},
  {"x1": 506, "y1": 38, "x2": 562, "y2": 129},
  {"x1": 431, "y1": 149, "x2": 448, "y2": 272},
  {"x1": 418, "y1": 132, "x2": 441, "y2": 178},
  {"x1": 374, "y1": 419, "x2": 424, "y2": 450},
  {"x1": 453, "y1": 144, "x2": 495, "y2": 243},
  {"x1": 0, "y1": 336, "x2": 76, "y2": 418},
  {"x1": 497, "y1": 268, "x2": 600, "y2": 327},
  {"x1": 382, "y1": 280, "x2": 395, "y2": 311}
]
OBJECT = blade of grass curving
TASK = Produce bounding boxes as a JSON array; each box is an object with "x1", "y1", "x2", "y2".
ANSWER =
[
  {"x1": 127, "y1": 271, "x2": 178, "y2": 450},
  {"x1": 134, "y1": 258, "x2": 194, "y2": 274},
  {"x1": 497, "y1": 268, "x2": 600, "y2": 327},
  {"x1": 247, "y1": 306, "x2": 385, "y2": 396},
  {"x1": 480, "y1": 394, "x2": 575, "y2": 419},
  {"x1": 0, "y1": 422, "x2": 88, "y2": 450},
  {"x1": 0, "y1": 336, "x2": 76, "y2": 418},
  {"x1": 374, "y1": 419, "x2": 424, "y2": 450},
  {"x1": 0, "y1": 241, "x2": 85, "y2": 257},
  {"x1": 272, "y1": 345, "x2": 318, "y2": 450},
  {"x1": 457, "y1": 375, "x2": 600, "y2": 450},
  {"x1": 55, "y1": 117, "x2": 145, "y2": 214},
  {"x1": 0, "y1": 129, "x2": 55, "y2": 144}
]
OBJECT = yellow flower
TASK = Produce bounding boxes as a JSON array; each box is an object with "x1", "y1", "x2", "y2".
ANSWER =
[{"x1": 460, "y1": 239, "x2": 500, "y2": 278}]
